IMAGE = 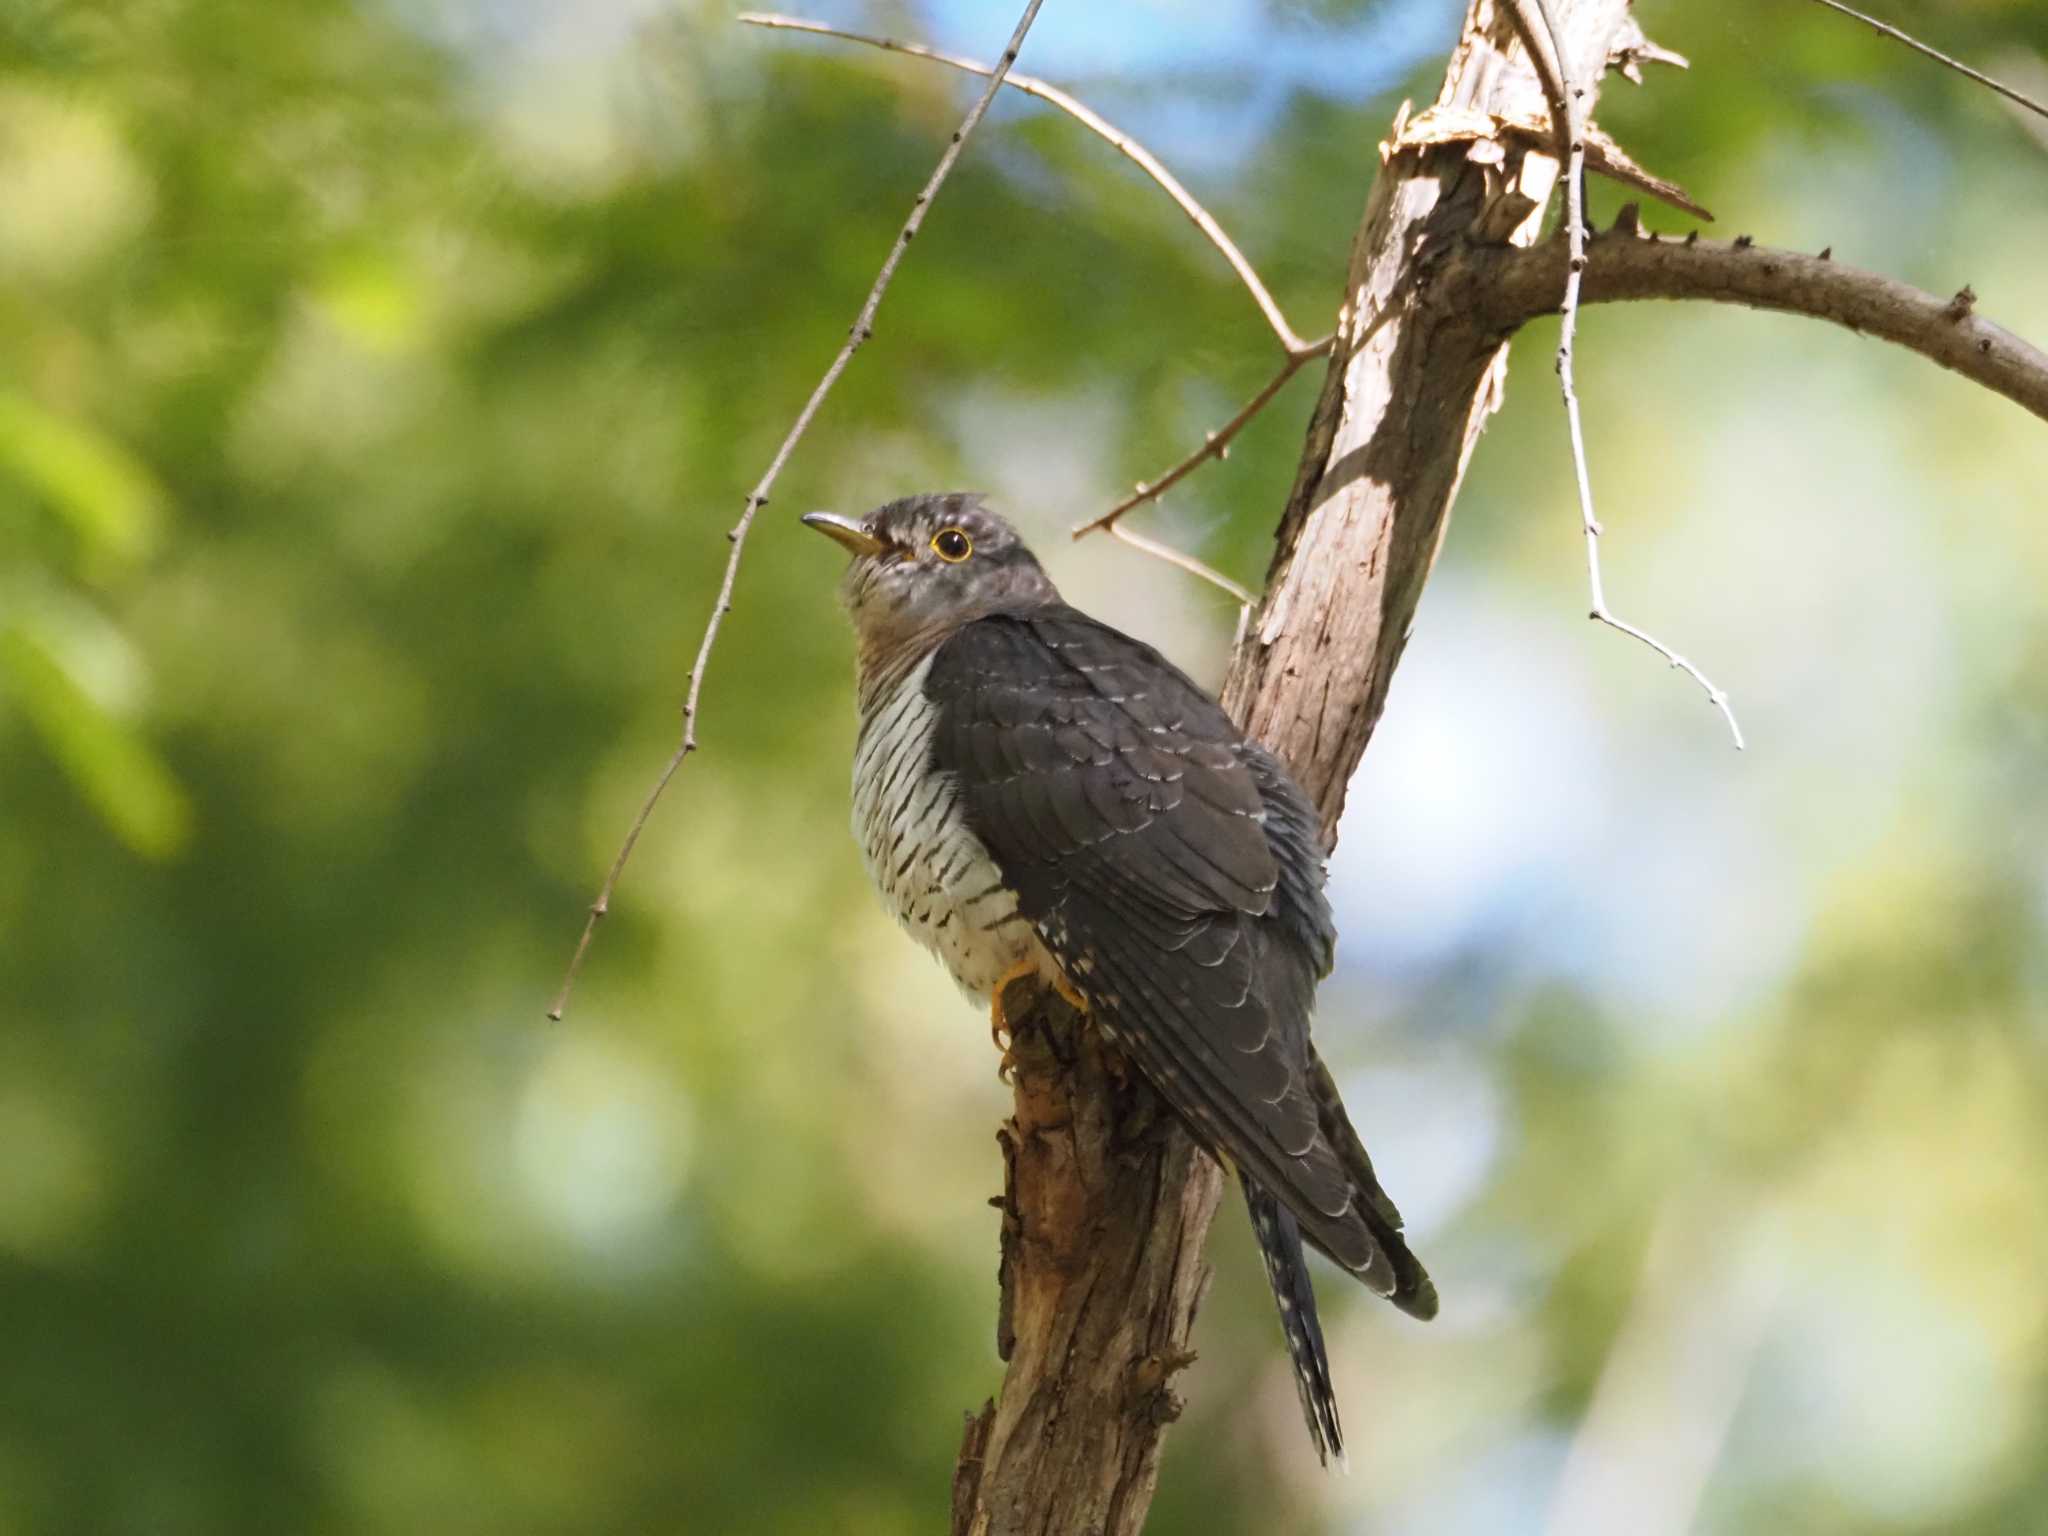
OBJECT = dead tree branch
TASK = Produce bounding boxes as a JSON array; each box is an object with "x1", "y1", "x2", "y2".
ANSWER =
[
  {"x1": 1513, "y1": 0, "x2": 1747, "y2": 746},
  {"x1": 1468, "y1": 227, "x2": 2048, "y2": 423},
  {"x1": 1505, "y1": 4, "x2": 1742, "y2": 742},
  {"x1": 956, "y1": 4, "x2": 1660, "y2": 1529},
  {"x1": 1070, "y1": 339, "x2": 1333, "y2": 538},
  {"x1": 1505, "y1": 0, "x2": 1578, "y2": 156},
  {"x1": 1106, "y1": 521, "x2": 1256, "y2": 607},
  {"x1": 1555, "y1": 168, "x2": 1748, "y2": 749},
  {"x1": 947, "y1": 980, "x2": 1213, "y2": 1536},
  {"x1": 1222, "y1": 0, "x2": 1645, "y2": 824},
  {"x1": 959, "y1": 13, "x2": 2048, "y2": 1515},
  {"x1": 740, "y1": 9, "x2": 1329, "y2": 577},
  {"x1": 737, "y1": 11, "x2": 1317, "y2": 356},
  {"x1": 1802, "y1": 0, "x2": 2048, "y2": 122},
  {"x1": 547, "y1": 0, "x2": 1045, "y2": 1022}
]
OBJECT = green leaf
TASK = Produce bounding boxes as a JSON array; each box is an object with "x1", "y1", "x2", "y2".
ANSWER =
[
  {"x1": 0, "y1": 390, "x2": 165, "y2": 574},
  {"x1": 0, "y1": 619, "x2": 191, "y2": 859}
]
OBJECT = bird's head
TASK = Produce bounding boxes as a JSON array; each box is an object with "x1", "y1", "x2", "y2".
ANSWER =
[{"x1": 803, "y1": 492, "x2": 1060, "y2": 666}]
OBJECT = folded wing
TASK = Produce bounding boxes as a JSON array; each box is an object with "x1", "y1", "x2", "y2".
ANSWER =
[{"x1": 925, "y1": 607, "x2": 1425, "y2": 1309}]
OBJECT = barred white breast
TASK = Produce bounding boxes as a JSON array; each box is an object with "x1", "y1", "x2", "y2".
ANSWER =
[{"x1": 850, "y1": 651, "x2": 1058, "y2": 999}]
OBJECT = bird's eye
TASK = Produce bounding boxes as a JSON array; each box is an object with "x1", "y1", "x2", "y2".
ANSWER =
[{"x1": 931, "y1": 527, "x2": 973, "y2": 563}]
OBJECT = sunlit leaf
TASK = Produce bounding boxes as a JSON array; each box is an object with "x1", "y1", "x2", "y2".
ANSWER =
[
  {"x1": 0, "y1": 390, "x2": 165, "y2": 574},
  {"x1": 0, "y1": 621, "x2": 190, "y2": 859}
]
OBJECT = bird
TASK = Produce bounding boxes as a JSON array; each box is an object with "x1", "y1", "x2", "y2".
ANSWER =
[{"x1": 802, "y1": 491, "x2": 1436, "y2": 1466}]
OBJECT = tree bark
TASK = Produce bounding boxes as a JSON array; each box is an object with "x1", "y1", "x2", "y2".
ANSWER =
[
  {"x1": 951, "y1": 2, "x2": 1650, "y2": 1529},
  {"x1": 1469, "y1": 225, "x2": 2048, "y2": 422},
  {"x1": 949, "y1": 982, "x2": 1214, "y2": 1536},
  {"x1": 1217, "y1": 0, "x2": 1634, "y2": 813}
]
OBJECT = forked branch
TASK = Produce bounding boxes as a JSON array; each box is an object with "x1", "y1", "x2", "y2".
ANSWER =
[
  {"x1": 737, "y1": 11, "x2": 1318, "y2": 357},
  {"x1": 740, "y1": 10, "x2": 1333, "y2": 561}
]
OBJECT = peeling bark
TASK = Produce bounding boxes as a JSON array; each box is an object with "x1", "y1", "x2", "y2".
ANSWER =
[
  {"x1": 952, "y1": 3, "x2": 1646, "y2": 1529},
  {"x1": 947, "y1": 979, "x2": 1211, "y2": 1536},
  {"x1": 1221, "y1": 0, "x2": 1634, "y2": 824}
]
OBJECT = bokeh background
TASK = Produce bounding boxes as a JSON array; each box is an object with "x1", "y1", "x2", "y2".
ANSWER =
[{"x1": 5, "y1": 1, "x2": 2047, "y2": 1531}]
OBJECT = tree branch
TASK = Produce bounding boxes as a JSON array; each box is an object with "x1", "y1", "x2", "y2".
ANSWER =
[
  {"x1": 960, "y1": 6, "x2": 1657, "y2": 1530},
  {"x1": 1069, "y1": 339, "x2": 1332, "y2": 538},
  {"x1": 546, "y1": 0, "x2": 1045, "y2": 1022},
  {"x1": 704, "y1": 4, "x2": 2048, "y2": 1528},
  {"x1": 738, "y1": 10, "x2": 1317, "y2": 610},
  {"x1": 1504, "y1": 0, "x2": 1578, "y2": 157},
  {"x1": 1470, "y1": 225, "x2": 2048, "y2": 423},
  {"x1": 1106, "y1": 520, "x2": 1256, "y2": 608},
  {"x1": 737, "y1": 11, "x2": 1317, "y2": 356},
  {"x1": 1512, "y1": 1, "x2": 1748, "y2": 747},
  {"x1": 1222, "y1": 0, "x2": 1643, "y2": 825},
  {"x1": 1801, "y1": 0, "x2": 2048, "y2": 123},
  {"x1": 948, "y1": 979, "x2": 1213, "y2": 1535},
  {"x1": 961, "y1": 35, "x2": 2048, "y2": 1525}
]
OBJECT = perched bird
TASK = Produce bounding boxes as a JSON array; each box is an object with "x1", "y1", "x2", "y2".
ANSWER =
[{"x1": 804, "y1": 491, "x2": 1435, "y2": 1465}]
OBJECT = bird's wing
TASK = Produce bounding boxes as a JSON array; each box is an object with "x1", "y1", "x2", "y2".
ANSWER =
[{"x1": 925, "y1": 607, "x2": 1394, "y2": 1291}]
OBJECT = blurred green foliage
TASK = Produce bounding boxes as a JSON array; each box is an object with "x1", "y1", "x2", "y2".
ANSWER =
[{"x1": 3, "y1": 2, "x2": 2047, "y2": 1533}]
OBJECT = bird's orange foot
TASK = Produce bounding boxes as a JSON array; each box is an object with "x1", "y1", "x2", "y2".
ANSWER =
[
  {"x1": 990, "y1": 961, "x2": 1034, "y2": 1083},
  {"x1": 1051, "y1": 970, "x2": 1088, "y2": 1015},
  {"x1": 987, "y1": 962, "x2": 1091, "y2": 1083}
]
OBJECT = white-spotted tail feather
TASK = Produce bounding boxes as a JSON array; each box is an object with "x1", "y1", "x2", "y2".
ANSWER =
[{"x1": 1243, "y1": 1176, "x2": 1347, "y2": 1471}]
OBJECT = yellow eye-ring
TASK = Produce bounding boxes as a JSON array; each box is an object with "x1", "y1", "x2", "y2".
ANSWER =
[{"x1": 931, "y1": 526, "x2": 973, "y2": 563}]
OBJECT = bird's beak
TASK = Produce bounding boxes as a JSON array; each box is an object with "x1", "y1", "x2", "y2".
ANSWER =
[{"x1": 801, "y1": 511, "x2": 887, "y2": 558}]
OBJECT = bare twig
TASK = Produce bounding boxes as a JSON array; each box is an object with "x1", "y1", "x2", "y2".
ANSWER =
[
  {"x1": 1069, "y1": 339, "x2": 1331, "y2": 539},
  {"x1": 1509, "y1": 0, "x2": 1746, "y2": 747},
  {"x1": 1503, "y1": 0, "x2": 1576, "y2": 161},
  {"x1": 737, "y1": 12, "x2": 1335, "y2": 594},
  {"x1": 2007, "y1": 62, "x2": 2048, "y2": 156},
  {"x1": 1106, "y1": 520, "x2": 1255, "y2": 607},
  {"x1": 1557, "y1": 176, "x2": 1746, "y2": 747},
  {"x1": 548, "y1": 0, "x2": 1046, "y2": 1021},
  {"x1": 739, "y1": 12, "x2": 1317, "y2": 356},
  {"x1": 1803, "y1": 0, "x2": 2048, "y2": 123},
  {"x1": 1472, "y1": 230, "x2": 2048, "y2": 424}
]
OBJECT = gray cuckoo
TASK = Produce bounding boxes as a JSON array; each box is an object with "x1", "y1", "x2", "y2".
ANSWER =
[{"x1": 804, "y1": 491, "x2": 1435, "y2": 1465}]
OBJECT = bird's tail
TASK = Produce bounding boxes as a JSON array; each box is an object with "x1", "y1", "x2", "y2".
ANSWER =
[
  {"x1": 1309, "y1": 1049, "x2": 1439, "y2": 1320},
  {"x1": 1242, "y1": 1175, "x2": 1345, "y2": 1469}
]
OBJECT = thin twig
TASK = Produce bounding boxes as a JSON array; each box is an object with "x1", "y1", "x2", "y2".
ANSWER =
[
  {"x1": 1508, "y1": 0, "x2": 1745, "y2": 748},
  {"x1": 1803, "y1": 0, "x2": 2048, "y2": 122},
  {"x1": 1106, "y1": 520, "x2": 1255, "y2": 606},
  {"x1": 1069, "y1": 338, "x2": 1330, "y2": 539},
  {"x1": 548, "y1": 0, "x2": 1047, "y2": 1021},
  {"x1": 737, "y1": 12, "x2": 1333, "y2": 588},
  {"x1": 1503, "y1": 0, "x2": 1575, "y2": 162},
  {"x1": 1556, "y1": 162, "x2": 1746, "y2": 749},
  {"x1": 738, "y1": 12, "x2": 1315, "y2": 356}
]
